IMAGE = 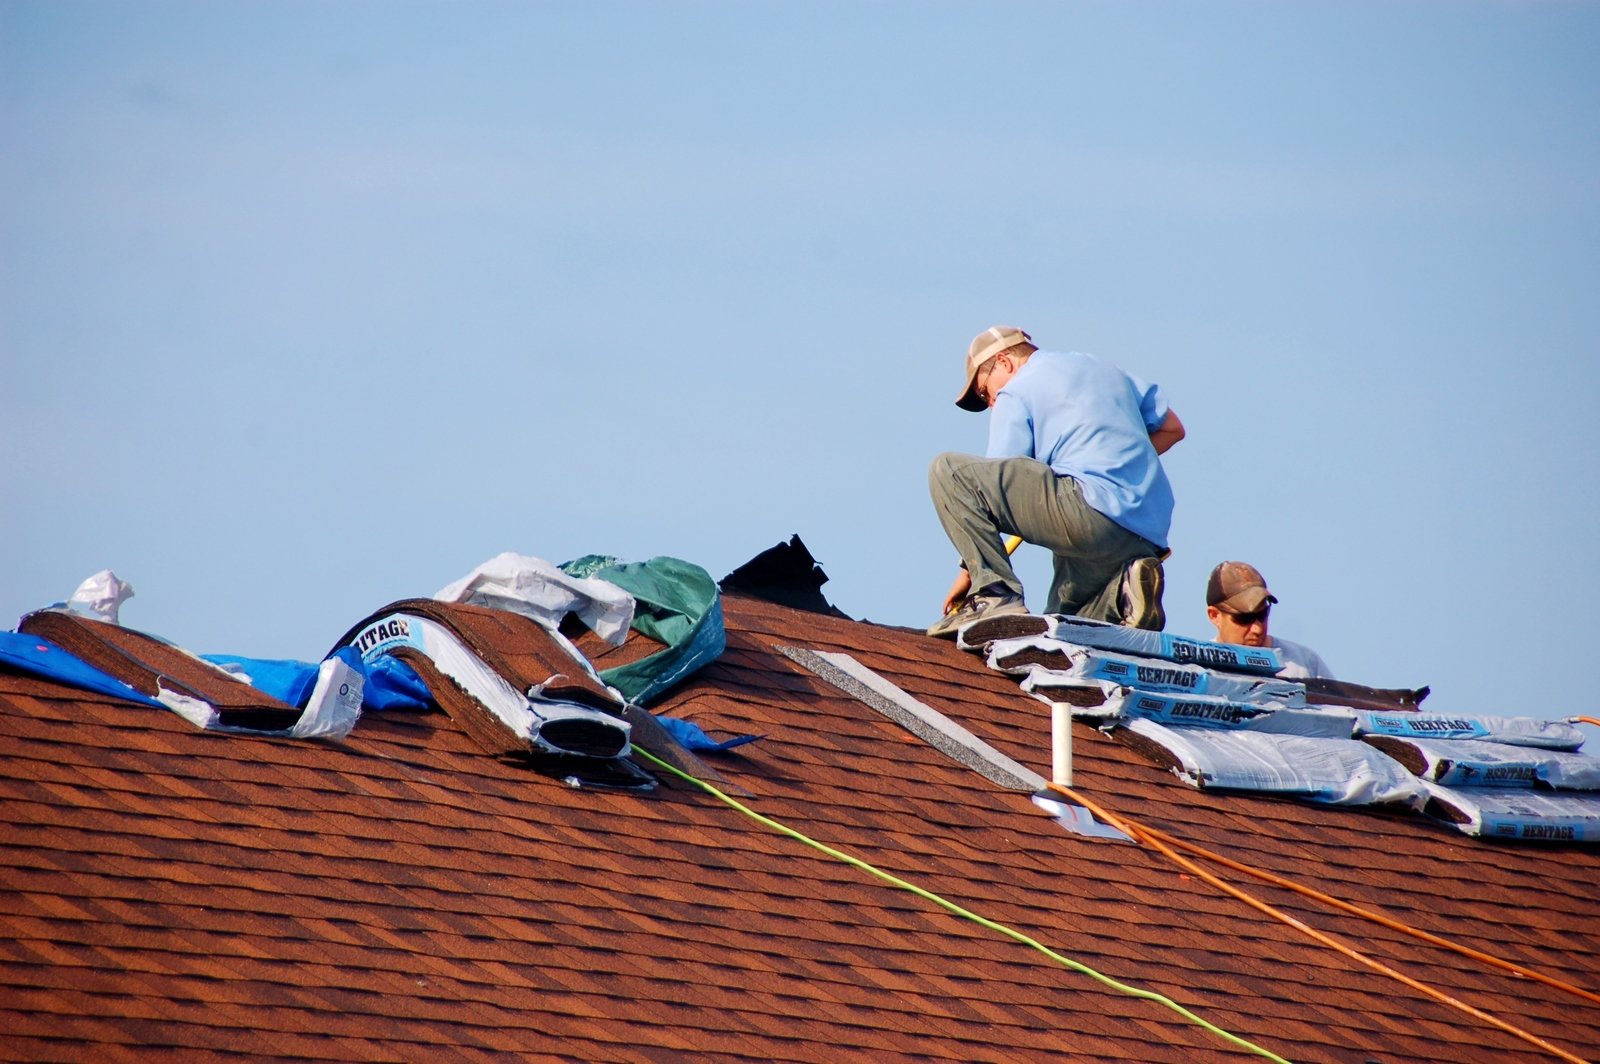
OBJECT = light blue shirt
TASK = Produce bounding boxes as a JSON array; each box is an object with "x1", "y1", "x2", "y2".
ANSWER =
[{"x1": 986, "y1": 349, "x2": 1175, "y2": 548}]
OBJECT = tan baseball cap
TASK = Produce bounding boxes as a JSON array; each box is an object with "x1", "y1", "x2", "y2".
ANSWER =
[
  {"x1": 956, "y1": 326, "x2": 1033, "y2": 411},
  {"x1": 1206, "y1": 561, "x2": 1280, "y2": 615}
]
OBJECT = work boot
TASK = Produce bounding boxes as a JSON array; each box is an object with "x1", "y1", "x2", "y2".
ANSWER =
[
  {"x1": 1120, "y1": 557, "x2": 1165, "y2": 631},
  {"x1": 926, "y1": 586, "x2": 1028, "y2": 640}
]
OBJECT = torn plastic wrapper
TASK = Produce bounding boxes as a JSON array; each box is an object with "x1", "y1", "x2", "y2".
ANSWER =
[
  {"x1": 655, "y1": 716, "x2": 761, "y2": 752},
  {"x1": 289, "y1": 652, "x2": 364, "y2": 739},
  {"x1": 436, "y1": 552, "x2": 635, "y2": 645}
]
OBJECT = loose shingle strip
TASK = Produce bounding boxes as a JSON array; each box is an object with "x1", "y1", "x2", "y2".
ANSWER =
[
  {"x1": 333, "y1": 599, "x2": 623, "y2": 712},
  {"x1": 1303, "y1": 677, "x2": 1431, "y2": 713},
  {"x1": 335, "y1": 599, "x2": 724, "y2": 788},
  {"x1": 18, "y1": 610, "x2": 304, "y2": 731},
  {"x1": 776, "y1": 645, "x2": 1045, "y2": 793}
]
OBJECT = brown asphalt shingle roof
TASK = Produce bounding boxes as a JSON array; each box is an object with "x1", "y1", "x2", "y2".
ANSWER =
[{"x1": 2, "y1": 592, "x2": 1599, "y2": 1062}]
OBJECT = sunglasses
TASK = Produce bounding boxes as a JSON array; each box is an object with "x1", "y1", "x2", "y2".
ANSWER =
[
  {"x1": 974, "y1": 354, "x2": 1010, "y2": 407},
  {"x1": 975, "y1": 362, "x2": 998, "y2": 407},
  {"x1": 1229, "y1": 606, "x2": 1271, "y2": 626}
]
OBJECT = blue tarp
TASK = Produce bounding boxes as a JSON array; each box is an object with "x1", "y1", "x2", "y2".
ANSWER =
[
  {"x1": 0, "y1": 630, "x2": 164, "y2": 707},
  {"x1": 203, "y1": 647, "x2": 431, "y2": 711},
  {"x1": 655, "y1": 715, "x2": 761, "y2": 752}
]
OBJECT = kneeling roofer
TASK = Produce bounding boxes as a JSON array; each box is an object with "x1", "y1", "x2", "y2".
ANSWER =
[{"x1": 927, "y1": 326, "x2": 1185, "y2": 639}]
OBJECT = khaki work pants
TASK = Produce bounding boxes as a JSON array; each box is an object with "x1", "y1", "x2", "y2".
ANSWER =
[{"x1": 928, "y1": 453, "x2": 1158, "y2": 620}]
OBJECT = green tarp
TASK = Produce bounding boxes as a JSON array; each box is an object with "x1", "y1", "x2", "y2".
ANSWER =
[{"x1": 562, "y1": 554, "x2": 726, "y2": 705}]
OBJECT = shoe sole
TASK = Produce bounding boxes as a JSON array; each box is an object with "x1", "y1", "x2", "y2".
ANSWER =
[
  {"x1": 1125, "y1": 559, "x2": 1166, "y2": 631},
  {"x1": 928, "y1": 599, "x2": 1029, "y2": 641}
]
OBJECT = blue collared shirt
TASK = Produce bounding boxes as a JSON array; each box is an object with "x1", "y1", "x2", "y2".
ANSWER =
[{"x1": 986, "y1": 349, "x2": 1175, "y2": 548}]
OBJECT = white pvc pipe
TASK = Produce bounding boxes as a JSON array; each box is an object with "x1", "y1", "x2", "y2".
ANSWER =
[{"x1": 1051, "y1": 702, "x2": 1073, "y2": 786}]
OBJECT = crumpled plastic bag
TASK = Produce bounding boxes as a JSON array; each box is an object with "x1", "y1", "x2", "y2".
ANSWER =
[
  {"x1": 68, "y1": 569, "x2": 135, "y2": 624},
  {"x1": 435, "y1": 552, "x2": 635, "y2": 644}
]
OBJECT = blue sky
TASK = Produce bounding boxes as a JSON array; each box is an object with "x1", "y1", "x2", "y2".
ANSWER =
[{"x1": 4, "y1": 1, "x2": 1598, "y2": 733}]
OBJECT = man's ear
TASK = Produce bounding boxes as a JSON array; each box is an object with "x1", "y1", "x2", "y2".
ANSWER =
[{"x1": 1205, "y1": 605, "x2": 1224, "y2": 627}]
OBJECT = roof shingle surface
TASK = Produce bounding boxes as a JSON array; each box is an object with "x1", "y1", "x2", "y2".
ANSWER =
[{"x1": 2, "y1": 594, "x2": 1598, "y2": 1062}]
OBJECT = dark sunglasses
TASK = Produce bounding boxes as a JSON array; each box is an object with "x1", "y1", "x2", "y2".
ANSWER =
[{"x1": 1229, "y1": 606, "x2": 1271, "y2": 626}]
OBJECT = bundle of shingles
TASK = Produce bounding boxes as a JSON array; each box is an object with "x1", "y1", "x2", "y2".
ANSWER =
[{"x1": 955, "y1": 612, "x2": 1600, "y2": 842}]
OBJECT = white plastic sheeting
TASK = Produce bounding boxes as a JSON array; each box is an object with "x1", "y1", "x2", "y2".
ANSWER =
[
  {"x1": 154, "y1": 685, "x2": 216, "y2": 729},
  {"x1": 435, "y1": 553, "x2": 635, "y2": 645},
  {"x1": 1121, "y1": 718, "x2": 1427, "y2": 807}
]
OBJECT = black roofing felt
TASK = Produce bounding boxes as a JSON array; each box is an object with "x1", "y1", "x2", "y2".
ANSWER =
[{"x1": 720, "y1": 535, "x2": 850, "y2": 619}]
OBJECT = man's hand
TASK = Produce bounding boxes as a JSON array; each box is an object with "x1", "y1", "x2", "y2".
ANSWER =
[
  {"x1": 1150, "y1": 409, "x2": 1186, "y2": 455},
  {"x1": 942, "y1": 568, "x2": 973, "y2": 615}
]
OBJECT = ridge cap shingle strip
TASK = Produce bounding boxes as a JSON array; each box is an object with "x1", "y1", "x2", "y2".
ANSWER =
[
  {"x1": 16, "y1": 610, "x2": 303, "y2": 732},
  {"x1": 333, "y1": 598, "x2": 724, "y2": 786},
  {"x1": 775, "y1": 645, "x2": 1045, "y2": 793},
  {"x1": 333, "y1": 598, "x2": 622, "y2": 712},
  {"x1": 336, "y1": 599, "x2": 628, "y2": 763}
]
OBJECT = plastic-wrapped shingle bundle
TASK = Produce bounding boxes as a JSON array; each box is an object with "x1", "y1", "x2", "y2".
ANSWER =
[
  {"x1": 959, "y1": 613, "x2": 1283, "y2": 675},
  {"x1": 984, "y1": 635, "x2": 1305, "y2": 710},
  {"x1": 1116, "y1": 718, "x2": 1427, "y2": 807},
  {"x1": 1416, "y1": 784, "x2": 1600, "y2": 842},
  {"x1": 1100, "y1": 689, "x2": 1356, "y2": 738},
  {"x1": 1362, "y1": 736, "x2": 1600, "y2": 790},
  {"x1": 1360, "y1": 721, "x2": 1600, "y2": 841},
  {"x1": 956, "y1": 608, "x2": 1599, "y2": 840},
  {"x1": 1355, "y1": 711, "x2": 1585, "y2": 750}
]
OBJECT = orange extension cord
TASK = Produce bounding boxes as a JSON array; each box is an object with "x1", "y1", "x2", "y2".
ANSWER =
[{"x1": 1050, "y1": 783, "x2": 1595, "y2": 1064}]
